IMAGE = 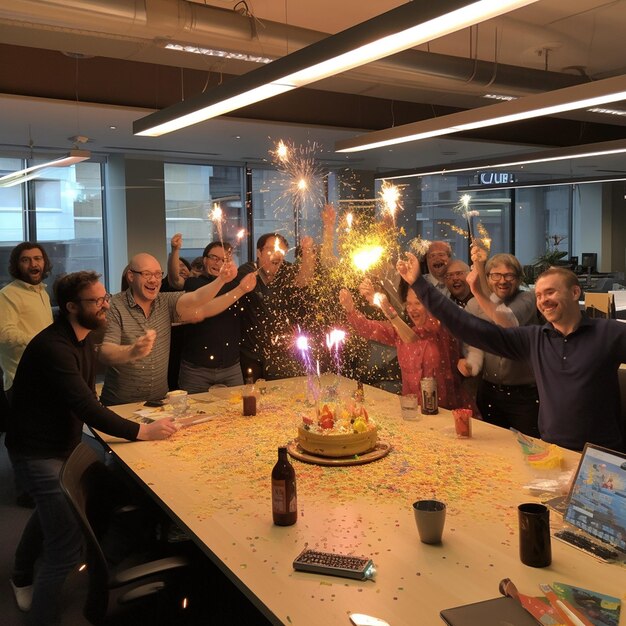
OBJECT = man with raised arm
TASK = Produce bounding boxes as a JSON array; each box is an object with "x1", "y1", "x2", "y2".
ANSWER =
[
  {"x1": 397, "y1": 251, "x2": 625, "y2": 451},
  {"x1": 99, "y1": 252, "x2": 256, "y2": 405}
]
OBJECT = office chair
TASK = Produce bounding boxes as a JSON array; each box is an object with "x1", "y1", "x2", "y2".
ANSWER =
[{"x1": 60, "y1": 442, "x2": 191, "y2": 625}]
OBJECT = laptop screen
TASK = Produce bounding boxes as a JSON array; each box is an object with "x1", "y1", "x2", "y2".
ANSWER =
[{"x1": 563, "y1": 444, "x2": 626, "y2": 553}]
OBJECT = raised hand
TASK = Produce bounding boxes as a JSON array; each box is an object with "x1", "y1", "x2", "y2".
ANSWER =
[
  {"x1": 339, "y1": 288, "x2": 355, "y2": 313},
  {"x1": 358, "y1": 278, "x2": 375, "y2": 305},
  {"x1": 171, "y1": 233, "x2": 183, "y2": 251},
  {"x1": 396, "y1": 252, "x2": 420, "y2": 284},
  {"x1": 219, "y1": 260, "x2": 238, "y2": 282},
  {"x1": 470, "y1": 243, "x2": 488, "y2": 265},
  {"x1": 239, "y1": 271, "x2": 257, "y2": 293}
]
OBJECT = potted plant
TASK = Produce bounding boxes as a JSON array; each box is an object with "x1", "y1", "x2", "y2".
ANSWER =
[{"x1": 530, "y1": 235, "x2": 568, "y2": 280}]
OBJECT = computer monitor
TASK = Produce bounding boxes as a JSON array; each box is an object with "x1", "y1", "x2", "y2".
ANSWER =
[
  {"x1": 581, "y1": 252, "x2": 597, "y2": 273},
  {"x1": 563, "y1": 444, "x2": 626, "y2": 553}
]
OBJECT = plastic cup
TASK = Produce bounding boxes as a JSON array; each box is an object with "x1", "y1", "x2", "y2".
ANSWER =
[
  {"x1": 452, "y1": 408, "x2": 473, "y2": 438},
  {"x1": 166, "y1": 390, "x2": 188, "y2": 418},
  {"x1": 399, "y1": 394, "x2": 420, "y2": 421}
]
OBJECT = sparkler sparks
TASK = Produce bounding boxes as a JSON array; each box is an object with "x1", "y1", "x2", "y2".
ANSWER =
[
  {"x1": 372, "y1": 292, "x2": 385, "y2": 308},
  {"x1": 325, "y1": 328, "x2": 347, "y2": 377},
  {"x1": 210, "y1": 202, "x2": 224, "y2": 248},
  {"x1": 379, "y1": 181, "x2": 402, "y2": 225},
  {"x1": 455, "y1": 193, "x2": 478, "y2": 242},
  {"x1": 351, "y1": 245, "x2": 384, "y2": 273},
  {"x1": 269, "y1": 139, "x2": 326, "y2": 221},
  {"x1": 345, "y1": 212, "x2": 353, "y2": 232},
  {"x1": 408, "y1": 236, "x2": 431, "y2": 259}
]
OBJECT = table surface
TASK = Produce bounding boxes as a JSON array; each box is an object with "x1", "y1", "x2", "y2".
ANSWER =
[{"x1": 104, "y1": 376, "x2": 626, "y2": 626}]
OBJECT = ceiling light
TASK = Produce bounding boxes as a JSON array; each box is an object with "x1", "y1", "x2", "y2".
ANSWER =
[
  {"x1": 483, "y1": 94, "x2": 518, "y2": 101},
  {"x1": 164, "y1": 42, "x2": 273, "y2": 65},
  {"x1": 336, "y1": 74, "x2": 626, "y2": 152},
  {"x1": 588, "y1": 107, "x2": 626, "y2": 116},
  {"x1": 135, "y1": 0, "x2": 540, "y2": 137},
  {"x1": 382, "y1": 139, "x2": 626, "y2": 180},
  {"x1": 0, "y1": 149, "x2": 91, "y2": 188}
]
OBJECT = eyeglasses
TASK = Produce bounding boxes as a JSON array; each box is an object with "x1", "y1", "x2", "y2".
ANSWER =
[
  {"x1": 130, "y1": 269, "x2": 164, "y2": 280},
  {"x1": 206, "y1": 254, "x2": 226, "y2": 263},
  {"x1": 444, "y1": 271, "x2": 467, "y2": 280},
  {"x1": 76, "y1": 293, "x2": 111, "y2": 307},
  {"x1": 488, "y1": 272, "x2": 518, "y2": 282}
]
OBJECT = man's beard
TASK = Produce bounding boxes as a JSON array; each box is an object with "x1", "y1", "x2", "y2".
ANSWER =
[
  {"x1": 76, "y1": 308, "x2": 106, "y2": 331},
  {"x1": 19, "y1": 268, "x2": 43, "y2": 285}
]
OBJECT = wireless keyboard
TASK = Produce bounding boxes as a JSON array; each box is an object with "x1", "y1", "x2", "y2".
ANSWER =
[
  {"x1": 293, "y1": 549, "x2": 376, "y2": 580},
  {"x1": 554, "y1": 529, "x2": 620, "y2": 562}
]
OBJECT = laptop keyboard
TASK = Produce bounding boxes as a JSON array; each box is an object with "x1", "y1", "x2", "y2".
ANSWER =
[{"x1": 554, "y1": 529, "x2": 620, "y2": 562}]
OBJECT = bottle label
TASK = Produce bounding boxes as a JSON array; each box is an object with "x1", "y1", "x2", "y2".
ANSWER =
[{"x1": 272, "y1": 479, "x2": 296, "y2": 513}]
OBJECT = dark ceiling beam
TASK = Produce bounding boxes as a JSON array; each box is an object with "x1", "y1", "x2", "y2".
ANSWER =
[{"x1": 1, "y1": 43, "x2": 626, "y2": 149}]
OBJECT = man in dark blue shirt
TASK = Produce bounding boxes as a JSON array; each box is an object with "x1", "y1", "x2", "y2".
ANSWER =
[{"x1": 397, "y1": 253, "x2": 625, "y2": 452}]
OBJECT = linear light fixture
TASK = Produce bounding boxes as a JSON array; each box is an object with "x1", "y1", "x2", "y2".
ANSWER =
[
  {"x1": 382, "y1": 139, "x2": 626, "y2": 180},
  {"x1": 164, "y1": 42, "x2": 273, "y2": 65},
  {"x1": 0, "y1": 149, "x2": 91, "y2": 188},
  {"x1": 134, "y1": 0, "x2": 541, "y2": 137},
  {"x1": 335, "y1": 74, "x2": 626, "y2": 153}
]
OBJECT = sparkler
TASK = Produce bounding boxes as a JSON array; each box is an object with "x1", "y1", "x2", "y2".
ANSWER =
[
  {"x1": 457, "y1": 194, "x2": 479, "y2": 242},
  {"x1": 270, "y1": 138, "x2": 326, "y2": 222},
  {"x1": 210, "y1": 202, "x2": 224, "y2": 248},
  {"x1": 351, "y1": 244, "x2": 384, "y2": 273},
  {"x1": 295, "y1": 332, "x2": 320, "y2": 405},
  {"x1": 372, "y1": 292, "x2": 385, "y2": 308},
  {"x1": 327, "y1": 329, "x2": 346, "y2": 377},
  {"x1": 409, "y1": 236, "x2": 431, "y2": 259},
  {"x1": 345, "y1": 212, "x2": 353, "y2": 233},
  {"x1": 379, "y1": 181, "x2": 402, "y2": 226}
]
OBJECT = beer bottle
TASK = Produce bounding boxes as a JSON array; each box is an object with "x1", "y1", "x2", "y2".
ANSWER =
[
  {"x1": 242, "y1": 372, "x2": 257, "y2": 416},
  {"x1": 272, "y1": 447, "x2": 297, "y2": 526}
]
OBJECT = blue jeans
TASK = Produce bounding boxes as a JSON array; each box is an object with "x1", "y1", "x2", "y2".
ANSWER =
[
  {"x1": 178, "y1": 360, "x2": 243, "y2": 392},
  {"x1": 9, "y1": 452, "x2": 82, "y2": 626}
]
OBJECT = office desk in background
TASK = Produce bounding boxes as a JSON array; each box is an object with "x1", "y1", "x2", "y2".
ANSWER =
[{"x1": 103, "y1": 377, "x2": 626, "y2": 626}]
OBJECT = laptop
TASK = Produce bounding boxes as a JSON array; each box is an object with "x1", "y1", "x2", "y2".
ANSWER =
[
  {"x1": 554, "y1": 443, "x2": 626, "y2": 561},
  {"x1": 440, "y1": 596, "x2": 540, "y2": 626}
]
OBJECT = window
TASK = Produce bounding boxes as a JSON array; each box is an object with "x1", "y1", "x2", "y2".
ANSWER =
[
  {"x1": 164, "y1": 163, "x2": 246, "y2": 264},
  {"x1": 0, "y1": 159, "x2": 105, "y2": 298}
]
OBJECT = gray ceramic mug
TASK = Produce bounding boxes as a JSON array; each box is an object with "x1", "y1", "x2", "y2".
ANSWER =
[{"x1": 413, "y1": 499, "x2": 446, "y2": 544}]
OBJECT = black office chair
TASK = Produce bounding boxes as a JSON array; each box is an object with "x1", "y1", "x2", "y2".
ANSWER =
[{"x1": 60, "y1": 443, "x2": 191, "y2": 625}]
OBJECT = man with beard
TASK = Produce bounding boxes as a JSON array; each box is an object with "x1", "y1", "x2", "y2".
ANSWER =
[
  {"x1": 424, "y1": 241, "x2": 452, "y2": 296},
  {"x1": 0, "y1": 242, "x2": 53, "y2": 401},
  {"x1": 0, "y1": 242, "x2": 54, "y2": 506},
  {"x1": 5, "y1": 271, "x2": 176, "y2": 624}
]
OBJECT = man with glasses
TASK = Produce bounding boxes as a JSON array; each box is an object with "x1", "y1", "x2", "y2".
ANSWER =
[
  {"x1": 169, "y1": 238, "x2": 246, "y2": 390},
  {"x1": 0, "y1": 242, "x2": 54, "y2": 506},
  {"x1": 5, "y1": 270, "x2": 177, "y2": 624},
  {"x1": 443, "y1": 260, "x2": 474, "y2": 308},
  {"x1": 99, "y1": 252, "x2": 256, "y2": 405},
  {"x1": 457, "y1": 250, "x2": 540, "y2": 437}
]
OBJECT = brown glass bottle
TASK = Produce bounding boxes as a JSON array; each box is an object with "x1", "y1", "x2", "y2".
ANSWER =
[
  {"x1": 242, "y1": 375, "x2": 257, "y2": 416},
  {"x1": 271, "y1": 447, "x2": 297, "y2": 526}
]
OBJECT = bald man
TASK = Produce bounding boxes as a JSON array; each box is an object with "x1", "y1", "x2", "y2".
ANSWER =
[
  {"x1": 99, "y1": 253, "x2": 256, "y2": 405},
  {"x1": 444, "y1": 260, "x2": 473, "y2": 308}
]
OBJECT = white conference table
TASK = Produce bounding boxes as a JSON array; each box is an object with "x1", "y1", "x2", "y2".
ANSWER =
[{"x1": 103, "y1": 376, "x2": 626, "y2": 626}]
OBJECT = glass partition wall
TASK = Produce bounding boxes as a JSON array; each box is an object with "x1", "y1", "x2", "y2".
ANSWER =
[{"x1": 0, "y1": 159, "x2": 105, "y2": 301}]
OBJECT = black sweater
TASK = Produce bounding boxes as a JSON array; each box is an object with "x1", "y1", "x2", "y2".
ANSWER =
[{"x1": 5, "y1": 316, "x2": 139, "y2": 458}]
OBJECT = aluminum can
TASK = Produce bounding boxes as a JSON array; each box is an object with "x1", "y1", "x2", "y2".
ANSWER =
[{"x1": 420, "y1": 377, "x2": 439, "y2": 415}]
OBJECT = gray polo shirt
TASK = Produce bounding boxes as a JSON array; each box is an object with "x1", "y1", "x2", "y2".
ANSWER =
[{"x1": 100, "y1": 289, "x2": 183, "y2": 405}]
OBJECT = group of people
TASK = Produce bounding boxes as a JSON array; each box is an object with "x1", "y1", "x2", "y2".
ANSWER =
[{"x1": 1, "y1": 205, "x2": 626, "y2": 624}]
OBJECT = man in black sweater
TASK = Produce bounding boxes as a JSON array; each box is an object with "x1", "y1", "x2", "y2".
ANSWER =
[{"x1": 5, "y1": 271, "x2": 176, "y2": 625}]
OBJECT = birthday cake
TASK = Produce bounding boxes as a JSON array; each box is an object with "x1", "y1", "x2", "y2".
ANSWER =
[{"x1": 297, "y1": 400, "x2": 378, "y2": 458}]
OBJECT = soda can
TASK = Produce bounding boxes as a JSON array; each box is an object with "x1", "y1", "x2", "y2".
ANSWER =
[{"x1": 421, "y1": 377, "x2": 439, "y2": 415}]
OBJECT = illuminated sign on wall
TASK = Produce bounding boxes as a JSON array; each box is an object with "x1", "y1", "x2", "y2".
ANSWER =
[{"x1": 478, "y1": 172, "x2": 516, "y2": 185}]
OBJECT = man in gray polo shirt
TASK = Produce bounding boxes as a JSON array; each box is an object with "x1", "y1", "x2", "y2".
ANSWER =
[{"x1": 99, "y1": 252, "x2": 256, "y2": 405}]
